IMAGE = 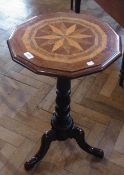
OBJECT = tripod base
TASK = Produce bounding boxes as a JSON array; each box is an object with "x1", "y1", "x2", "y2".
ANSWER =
[
  {"x1": 24, "y1": 77, "x2": 104, "y2": 171},
  {"x1": 24, "y1": 125, "x2": 104, "y2": 171}
]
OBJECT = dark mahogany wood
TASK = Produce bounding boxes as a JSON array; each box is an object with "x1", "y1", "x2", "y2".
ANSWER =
[
  {"x1": 7, "y1": 12, "x2": 122, "y2": 171},
  {"x1": 70, "y1": 0, "x2": 124, "y2": 86},
  {"x1": 8, "y1": 12, "x2": 121, "y2": 79},
  {"x1": 95, "y1": 0, "x2": 124, "y2": 86},
  {"x1": 24, "y1": 129, "x2": 57, "y2": 170},
  {"x1": 95, "y1": 0, "x2": 124, "y2": 27},
  {"x1": 24, "y1": 77, "x2": 104, "y2": 170}
]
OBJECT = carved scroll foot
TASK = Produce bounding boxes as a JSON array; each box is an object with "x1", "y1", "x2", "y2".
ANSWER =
[
  {"x1": 70, "y1": 127, "x2": 104, "y2": 158},
  {"x1": 24, "y1": 129, "x2": 56, "y2": 170}
]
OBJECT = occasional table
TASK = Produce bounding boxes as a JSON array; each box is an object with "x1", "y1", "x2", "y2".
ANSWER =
[{"x1": 7, "y1": 12, "x2": 121, "y2": 170}]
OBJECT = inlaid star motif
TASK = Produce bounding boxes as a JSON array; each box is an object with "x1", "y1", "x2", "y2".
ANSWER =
[{"x1": 34, "y1": 23, "x2": 92, "y2": 53}]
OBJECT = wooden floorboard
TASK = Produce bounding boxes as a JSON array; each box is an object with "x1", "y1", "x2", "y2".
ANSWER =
[{"x1": 0, "y1": 0, "x2": 124, "y2": 174}]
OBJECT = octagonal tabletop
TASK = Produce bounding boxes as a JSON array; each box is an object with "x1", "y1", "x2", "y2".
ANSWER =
[{"x1": 8, "y1": 12, "x2": 122, "y2": 78}]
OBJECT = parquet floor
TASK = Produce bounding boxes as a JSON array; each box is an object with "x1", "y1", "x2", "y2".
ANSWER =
[{"x1": 0, "y1": 0, "x2": 124, "y2": 174}]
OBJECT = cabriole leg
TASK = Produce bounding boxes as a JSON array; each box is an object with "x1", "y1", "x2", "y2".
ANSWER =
[
  {"x1": 24, "y1": 129, "x2": 56, "y2": 170},
  {"x1": 69, "y1": 126, "x2": 104, "y2": 158}
]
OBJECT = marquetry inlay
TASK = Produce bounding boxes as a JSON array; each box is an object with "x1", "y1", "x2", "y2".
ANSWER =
[
  {"x1": 22, "y1": 16, "x2": 107, "y2": 63},
  {"x1": 8, "y1": 12, "x2": 121, "y2": 78}
]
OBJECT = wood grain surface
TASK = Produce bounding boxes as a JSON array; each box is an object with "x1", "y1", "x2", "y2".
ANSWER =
[
  {"x1": 0, "y1": 0, "x2": 124, "y2": 175},
  {"x1": 8, "y1": 12, "x2": 122, "y2": 78}
]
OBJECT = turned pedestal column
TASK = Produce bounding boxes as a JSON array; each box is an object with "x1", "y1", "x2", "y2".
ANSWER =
[{"x1": 8, "y1": 12, "x2": 122, "y2": 171}]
